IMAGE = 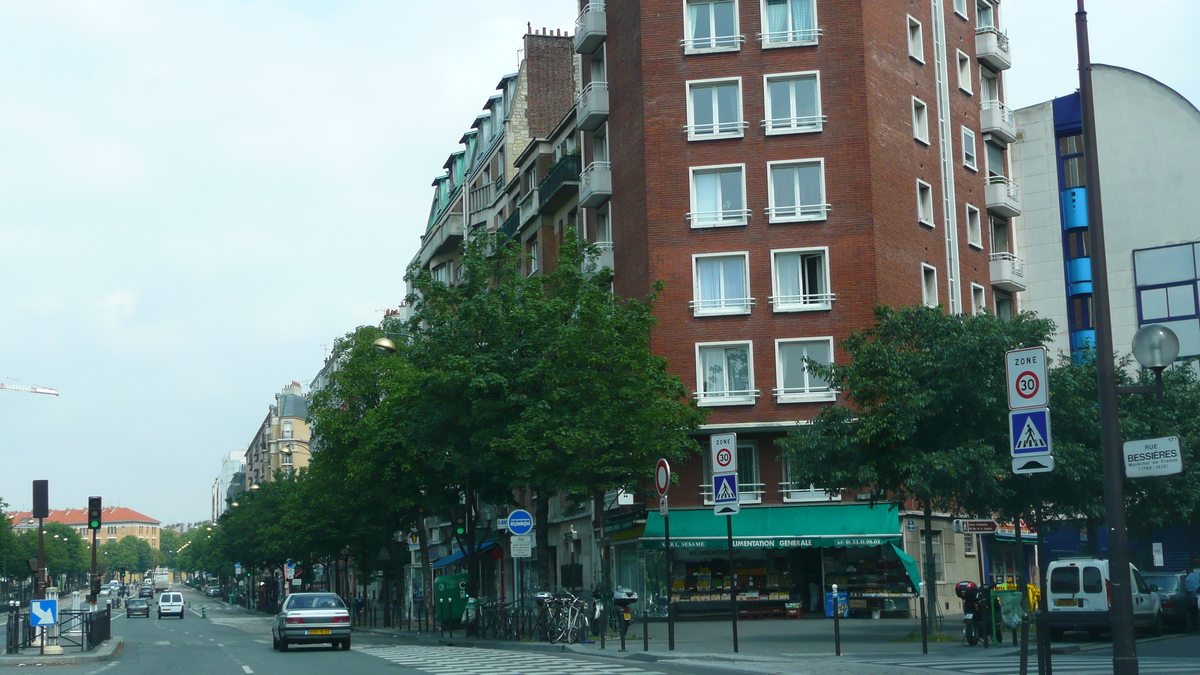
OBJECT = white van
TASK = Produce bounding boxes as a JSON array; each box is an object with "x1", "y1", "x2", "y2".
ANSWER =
[
  {"x1": 157, "y1": 591, "x2": 185, "y2": 620},
  {"x1": 1046, "y1": 558, "x2": 1161, "y2": 637}
]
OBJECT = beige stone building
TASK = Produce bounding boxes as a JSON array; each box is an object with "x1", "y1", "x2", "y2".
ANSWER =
[{"x1": 244, "y1": 382, "x2": 311, "y2": 488}]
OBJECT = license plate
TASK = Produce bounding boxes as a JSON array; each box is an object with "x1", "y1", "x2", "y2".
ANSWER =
[
  {"x1": 623, "y1": 612, "x2": 631, "y2": 621},
  {"x1": 1055, "y1": 599, "x2": 1078, "y2": 607},
  {"x1": 307, "y1": 629, "x2": 331, "y2": 635},
  {"x1": 964, "y1": 613, "x2": 973, "y2": 620}
]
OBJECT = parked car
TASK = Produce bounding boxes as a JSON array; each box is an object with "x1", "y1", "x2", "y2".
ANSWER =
[
  {"x1": 271, "y1": 593, "x2": 351, "y2": 651},
  {"x1": 126, "y1": 599, "x2": 150, "y2": 618},
  {"x1": 1144, "y1": 571, "x2": 1198, "y2": 632},
  {"x1": 205, "y1": 585, "x2": 222, "y2": 598},
  {"x1": 1047, "y1": 557, "x2": 1163, "y2": 638},
  {"x1": 157, "y1": 591, "x2": 184, "y2": 619},
  {"x1": 139, "y1": 586, "x2": 154, "y2": 599}
]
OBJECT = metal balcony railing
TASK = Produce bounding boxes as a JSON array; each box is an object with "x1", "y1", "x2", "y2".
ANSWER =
[
  {"x1": 499, "y1": 209, "x2": 521, "y2": 241},
  {"x1": 768, "y1": 292, "x2": 836, "y2": 310},
  {"x1": 989, "y1": 251, "x2": 1025, "y2": 275},
  {"x1": 757, "y1": 27, "x2": 823, "y2": 47},
  {"x1": 680, "y1": 34, "x2": 746, "y2": 52},
  {"x1": 687, "y1": 208, "x2": 751, "y2": 228},
  {"x1": 693, "y1": 388, "x2": 760, "y2": 405},
  {"x1": 976, "y1": 26, "x2": 1010, "y2": 53},
  {"x1": 689, "y1": 297, "x2": 756, "y2": 314},
  {"x1": 987, "y1": 175, "x2": 1020, "y2": 201},
  {"x1": 700, "y1": 482, "x2": 765, "y2": 505},
  {"x1": 537, "y1": 154, "x2": 582, "y2": 209},
  {"x1": 778, "y1": 482, "x2": 842, "y2": 502},
  {"x1": 684, "y1": 120, "x2": 749, "y2": 138},
  {"x1": 765, "y1": 204, "x2": 831, "y2": 222},
  {"x1": 762, "y1": 114, "x2": 827, "y2": 134}
]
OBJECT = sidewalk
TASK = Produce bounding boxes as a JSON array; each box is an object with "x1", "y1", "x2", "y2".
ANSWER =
[{"x1": 0, "y1": 636, "x2": 123, "y2": 667}]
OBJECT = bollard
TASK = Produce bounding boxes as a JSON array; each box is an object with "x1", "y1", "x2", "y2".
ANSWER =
[
  {"x1": 668, "y1": 601, "x2": 676, "y2": 651},
  {"x1": 832, "y1": 583, "x2": 841, "y2": 657},
  {"x1": 919, "y1": 582, "x2": 928, "y2": 655},
  {"x1": 202, "y1": 607, "x2": 206, "y2": 619},
  {"x1": 643, "y1": 610, "x2": 648, "y2": 651}
]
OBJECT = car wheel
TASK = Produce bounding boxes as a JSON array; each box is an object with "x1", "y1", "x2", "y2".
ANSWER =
[
  {"x1": 1152, "y1": 612, "x2": 1164, "y2": 637},
  {"x1": 279, "y1": 638, "x2": 288, "y2": 652},
  {"x1": 342, "y1": 638, "x2": 351, "y2": 650},
  {"x1": 1050, "y1": 628, "x2": 1065, "y2": 641},
  {"x1": 272, "y1": 635, "x2": 280, "y2": 650},
  {"x1": 1187, "y1": 610, "x2": 1198, "y2": 633},
  {"x1": 157, "y1": 612, "x2": 162, "y2": 619},
  {"x1": 1088, "y1": 629, "x2": 1103, "y2": 640}
]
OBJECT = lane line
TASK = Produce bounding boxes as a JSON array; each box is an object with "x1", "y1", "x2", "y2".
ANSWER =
[{"x1": 242, "y1": 667, "x2": 254, "y2": 674}]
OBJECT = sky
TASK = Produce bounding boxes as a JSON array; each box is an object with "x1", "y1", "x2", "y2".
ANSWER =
[{"x1": 1, "y1": 0, "x2": 1196, "y2": 526}]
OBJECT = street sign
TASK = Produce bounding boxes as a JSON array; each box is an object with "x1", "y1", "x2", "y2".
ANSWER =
[
  {"x1": 655, "y1": 458, "x2": 672, "y2": 497},
  {"x1": 30, "y1": 599, "x2": 56, "y2": 627},
  {"x1": 1006, "y1": 347, "x2": 1048, "y2": 410},
  {"x1": 507, "y1": 509, "x2": 534, "y2": 536},
  {"x1": 954, "y1": 519, "x2": 999, "y2": 534},
  {"x1": 712, "y1": 473, "x2": 740, "y2": 516},
  {"x1": 497, "y1": 518, "x2": 509, "y2": 530},
  {"x1": 511, "y1": 535, "x2": 532, "y2": 558},
  {"x1": 1010, "y1": 408, "x2": 1052, "y2": 457},
  {"x1": 659, "y1": 495, "x2": 668, "y2": 517},
  {"x1": 711, "y1": 433, "x2": 737, "y2": 473},
  {"x1": 1124, "y1": 436, "x2": 1183, "y2": 478},
  {"x1": 1013, "y1": 455, "x2": 1055, "y2": 474}
]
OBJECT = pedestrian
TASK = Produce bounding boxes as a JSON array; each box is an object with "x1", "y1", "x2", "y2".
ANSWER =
[{"x1": 1184, "y1": 559, "x2": 1200, "y2": 595}]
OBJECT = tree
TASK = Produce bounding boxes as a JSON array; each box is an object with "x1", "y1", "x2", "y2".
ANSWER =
[
  {"x1": 159, "y1": 529, "x2": 182, "y2": 569},
  {"x1": 779, "y1": 305, "x2": 1055, "y2": 628}
]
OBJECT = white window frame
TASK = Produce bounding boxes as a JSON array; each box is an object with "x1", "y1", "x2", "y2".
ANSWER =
[
  {"x1": 976, "y1": 0, "x2": 995, "y2": 30},
  {"x1": 966, "y1": 204, "x2": 983, "y2": 249},
  {"x1": 774, "y1": 336, "x2": 836, "y2": 403},
  {"x1": 954, "y1": 0, "x2": 969, "y2": 19},
  {"x1": 685, "y1": 77, "x2": 746, "y2": 140},
  {"x1": 762, "y1": 71, "x2": 824, "y2": 135},
  {"x1": 916, "y1": 179, "x2": 934, "y2": 227},
  {"x1": 702, "y1": 441, "x2": 764, "y2": 504},
  {"x1": 922, "y1": 264, "x2": 939, "y2": 307},
  {"x1": 919, "y1": 531, "x2": 947, "y2": 583},
  {"x1": 766, "y1": 158, "x2": 829, "y2": 223},
  {"x1": 689, "y1": 163, "x2": 749, "y2": 228},
  {"x1": 758, "y1": 0, "x2": 821, "y2": 48},
  {"x1": 956, "y1": 49, "x2": 972, "y2": 94},
  {"x1": 694, "y1": 340, "x2": 757, "y2": 406},
  {"x1": 781, "y1": 458, "x2": 843, "y2": 502},
  {"x1": 691, "y1": 251, "x2": 754, "y2": 316},
  {"x1": 971, "y1": 283, "x2": 987, "y2": 315},
  {"x1": 770, "y1": 247, "x2": 833, "y2": 312},
  {"x1": 962, "y1": 126, "x2": 977, "y2": 171},
  {"x1": 912, "y1": 97, "x2": 930, "y2": 144},
  {"x1": 683, "y1": 0, "x2": 743, "y2": 54},
  {"x1": 906, "y1": 15, "x2": 924, "y2": 63}
]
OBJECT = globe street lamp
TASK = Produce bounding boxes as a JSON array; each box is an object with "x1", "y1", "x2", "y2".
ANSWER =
[
  {"x1": 1125, "y1": 325, "x2": 1181, "y2": 400},
  {"x1": 372, "y1": 337, "x2": 398, "y2": 354}
]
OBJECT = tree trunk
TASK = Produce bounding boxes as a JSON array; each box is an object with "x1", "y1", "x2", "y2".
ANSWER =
[
  {"x1": 463, "y1": 476, "x2": 480, "y2": 603},
  {"x1": 535, "y1": 492, "x2": 552, "y2": 590},
  {"x1": 595, "y1": 489, "x2": 611, "y2": 597},
  {"x1": 416, "y1": 515, "x2": 433, "y2": 630},
  {"x1": 922, "y1": 501, "x2": 938, "y2": 634}
]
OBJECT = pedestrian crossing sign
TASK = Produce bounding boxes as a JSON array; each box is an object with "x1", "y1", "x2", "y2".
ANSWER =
[{"x1": 1010, "y1": 408, "x2": 1052, "y2": 458}]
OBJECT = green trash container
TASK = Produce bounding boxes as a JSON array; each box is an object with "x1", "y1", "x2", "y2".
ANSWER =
[{"x1": 433, "y1": 573, "x2": 469, "y2": 628}]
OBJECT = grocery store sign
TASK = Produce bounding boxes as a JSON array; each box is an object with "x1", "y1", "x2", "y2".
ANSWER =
[{"x1": 648, "y1": 535, "x2": 900, "y2": 550}]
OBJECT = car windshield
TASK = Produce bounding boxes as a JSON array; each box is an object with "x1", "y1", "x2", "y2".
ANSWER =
[
  {"x1": 128, "y1": 600, "x2": 147, "y2": 607},
  {"x1": 285, "y1": 594, "x2": 345, "y2": 610},
  {"x1": 1145, "y1": 576, "x2": 1180, "y2": 592}
]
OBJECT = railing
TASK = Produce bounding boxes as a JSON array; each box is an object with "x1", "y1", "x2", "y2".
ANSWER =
[
  {"x1": 768, "y1": 292, "x2": 836, "y2": 310},
  {"x1": 987, "y1": 175, "x2": 1020, "y2": 201},
  {"x1": 976, "y1": 26, "x2": 1009, "y2": 53},
  {"x1": 499, "y1": 209, "x2": 521, "y2": 241},
  {"x1": 581, "y1": 161, "x2": 611, "y2": 194},
  {"x1": 680, "y1": 34, "x2": 746, "y2": 51},
  {"x1": 765, "y1": 204, "x2": 831, "y2": 222},
  {"x1": 757, "y1": 27, "x2": 823, "y2": 46},
  {"x1": 989, "y1": 251, "x2": 1025, "y2": 275},
  {"x1": 689, "y1": 297, "x2": 756, "y2": 313},
  {"x1": 778, "y1": 482, "x2": 842, "y2": 502},
  {"x1": 981, "y1": 99, "x2": 1014, "y2": 124},
  {"x1": 772, "y1": 385, "x2": 834, "y2": 400},
  {"x1": 684, "y1": 120, "x2": 749, "y2": 137},
  {"x1": 537, "y1": 154, "x2": 582, "y2": 208},
  {"x1": 469, "y1": 179, "x2": 503, "y2": 216},
  {"x1": 687, "y1": 208, "x2": 751, "y2": 227},
  {"x1": 699, "y1": 482, "x2": 766, "y2": 505},
  {"x1": 577, "y1": 80, "x2": 608, "y2": 107},
  {"x1": 762, "y1": 115, "x2": 826, "y2": 134},
  {"x1": 576, "y1": 1, "x2": 605, "y2": 28},
  {"x1": 693, "y1": 389, "x2": 760, "y2": 405},
  {"x1": 4, "y1": 610, "x2": 34, "y2": 654},
  {"x1": 519, "y1": 188, "x2": 539, "y2": 224}
]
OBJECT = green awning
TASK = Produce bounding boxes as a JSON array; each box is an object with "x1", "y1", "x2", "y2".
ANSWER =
[
  {"x1": 642, "y1": 504, "x2": 901, "y2": 551},
  {"x1": 891, "y1": 543, "x2": 922, "y2": 590}
]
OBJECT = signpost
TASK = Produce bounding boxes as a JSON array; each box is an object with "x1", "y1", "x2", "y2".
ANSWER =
[
  {"x1": 1010, "y1": 407, "x2": 1054, "y2": 474},
  {"x1": 709, "y1": 434, "x2": 739, "y2": 653},
  {"x1": 1006, "y1": 347, "x2": 1049, "y2": 410},
  {"x1": 510, "y1": 535, "x2": 532, "y2": 558},
  {"x1": 1123, "y1": 436, "x2": 1183, "y2": 478},
  {"x1": 30, "y1": 599, "x2": 56, "y2": 627},
  {"x1": 954, "y1": 519, "x2": 999, "y2": 534},
  {"x1": 507, "y1": 509, "x2": 533, "y2": 536},
  {"x1": 655, "y1": 458, "x2": 675, "y2": 651}
]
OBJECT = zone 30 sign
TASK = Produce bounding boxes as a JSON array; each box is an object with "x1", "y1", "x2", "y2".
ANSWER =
[{"x1": 1006, "y1": 347, "x2": 1048, "y2": 410}]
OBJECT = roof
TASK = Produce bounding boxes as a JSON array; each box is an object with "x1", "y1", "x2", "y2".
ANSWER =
[
  {"x1": 277, "y1": 392, "x2": 308, "y2": 419},
  {"x1": 7, "y1": 507, "x2": 161, "y2": 528}
]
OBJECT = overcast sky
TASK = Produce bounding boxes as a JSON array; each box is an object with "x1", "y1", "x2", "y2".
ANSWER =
[{"x1": 1, "y1": 0, "x2": 1195, "y2": 526}]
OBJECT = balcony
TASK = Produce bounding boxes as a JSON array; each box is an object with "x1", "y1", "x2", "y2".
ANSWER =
[
  {"x1": 574, "y1": 3, "x2": 606, "y2": 54},
  {"x1": 989, "y1": 252, "x2": 1027, "y2": 293},
  {"x1": 985, "y1": 175, "x2": 1022, "y2": 217},
  {"x1": 975, "y1": 27, "x2": 1012, "y2": 71},
  {"x1": 980, "y1": 100, "x2": 1017, "y2": 144},
  {"x1": 596, "y1": 241, "x2": 613, "y2": 270},
  {"x1": 580, "y1": 161, "x2": 612, "y2": 208},
  {"x1": 499, "y1": 209, "x2": 521, "y2": 242},
  {"x1": 538, "y1": 154, "x2": 582, "y2": 213},
  {"x1": 519, "y1": 187, "x2": 540, "y2": 226},
  {"x1": 577, "y1": 81, "x2": 609, "y2": 132},
  {"x1": 417, "y1": 212, "x2": 463, "y2": 266},
  {"x1": 700, "y1": 481, "x2": 765, "y2": 505},
  {"x1": 468, "y1": 177, "x2": 504, "y2": 221}
]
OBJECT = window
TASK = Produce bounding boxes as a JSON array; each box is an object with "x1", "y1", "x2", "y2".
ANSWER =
[
  {"x1": 1050, "y1": 567, "x2": 1080, "y2": 594},
  {"x1": 282, "y1": 453, "x2": 293, "y2": 466},
  {"x1": 686, "y1": 79, "x2": 745, "y2": 139},
  {"x1": 781, "y1": 459, "x2": 842, "y2": 502},
  {"x1": 918, "y1": 531, "x2": 946, "y2": 582},
  {"x1": 760, "y1": 0, "x2": 819, "y2": 47},
  {"x1": 976, "y1": 0, "x2": 995, "y2": 29},
  {"x1": 922, "y1": 264, "x2": 938, "y2": 307},
  {"x1": 980, "y1": 67, "x2": 999, "y2": 103},
  {"x1": 966, "y1": 204, "x2": 982, "y2": 248},
  {"x1": 695, "y1": 341, "x2": 756, "y2": 405},
  {"x1": 962, "y1": 127, "x2": 977, "y2": 170},
  {"x1": 954, "y1": 0, "x2": 969, "y2": 18},
  {"x1": 991, "y1": 216, "x2": 1010, "y2": 253},
  {"x1": 1065, "y1": 229, "x2": 1090, "y2": 259},
  {"x1": 963, "y1": 532, "x2": 976, "y2": 556},
  {"x1": 283, "y1": 420, "x2": 293, "y2": 439},
  {"x1": 1059, "y1": 134, "x2": 1086, "y2": 189},
  {"x1": 691, "y1": 253, "x2": 753, "y2": 315},
  {"x1": 1133, "y1": 242, "x2": 1200, "y2": 358},
  {"x1": 431, "y1": 263, "x2": 450, "y2": 284},
  {"x1": 684, "y1": 0, "x2": 740, "y2": 52},
  {"x1": 528, "y1": 235, "x2": 539, "y2": 275},
  {"x1": 775, "y1": 337, "x2": 834, "y2": 402},
  {"x1": 1082, "y1": 566, "x2": 1103, "y2": 594},
  {"x1": 971, "y1": 283, "x2": 986, "y2": 315},
  {"x1": 771, "y1": 248, "x2": 832, "y2": 311},
  {"x1": 956, "y1": 50, "x2": 972, "y2": 94},
  {"x1": 763, "y1": 72, "x2": 823, "y2": 134},
  {"x1": 986, "y1": 140, "x2": 1006, "y2": 178},
  {"x1": 912, "y1": 97, "x2": 929, "y2": 144},
  {"x1": 690, "y1": 165, "x2": 748, "y2": 227},
  {"x1": 702, "y1": 441, "x2": 763, "y2": 503},
  {"x1": 767, "y1": 159, "x2": 827, "y2": 222},
  {"x1": 995, "y1": 290, "x2": 1013, "y2": 319},
  {"x1": 906, "y1": 16, "x2": 924, "y2": 63},
  {"x1": 916, "y1": 180, "x2": 934, "y2": 226},
  {"x1": 595, "y1": 207, "x2": 612, "y2": 244}
]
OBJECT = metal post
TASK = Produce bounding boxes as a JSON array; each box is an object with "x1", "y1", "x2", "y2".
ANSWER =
[
  {"x1": 665, "y1": 513, "x2": 675, "y2": 651},
  {"x1": 727, "y1": 515, "x2": 738, "y2": 653},
  {"x1": 668, "y1": 601, "x2": 676, "y2": 651},
  {"x1": 919, "y1": 582, "x2": 928, "y2": 655},
  {"x1": 90, "y1": 529, "x2": 98, "y2": 610},
  {"x1": 642, "y1": 609, "x2": 648, "y2": 651},
  {"x1": 1076, "y1": 2, "x2": 1137, "y2": 672},
  {"x1": 833, "y1": 583, "x2": 842, "y2": 656},
  {"x1": 1035, "y1": 479, "x2": 1053, "y2": 675},
  {"x1": 36, "y1": 519, "x2": 45, "y2": 601},
  {"x1": 1017, "y1": 518, "x2": 1029, "y2": 675}
]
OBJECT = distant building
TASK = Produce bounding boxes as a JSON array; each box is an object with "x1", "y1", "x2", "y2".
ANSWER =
[
  {"x1": 212, "y1": 449, "x2": 246, "y2": 521},
  {"x1": 244, "y1": 382, "x2": 311, "y2": 489},
  {"x1": 8, "y1": 507, "x2": 161, "y2": 548}
]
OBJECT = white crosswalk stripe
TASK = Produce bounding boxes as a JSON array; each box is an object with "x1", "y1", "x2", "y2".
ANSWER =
[
  {"x1": 359, "y1": 645, "x2": 665, "y2": 675},
  {"x1": 854, "y1": 656, "x2": 1200, "y2": 674}
]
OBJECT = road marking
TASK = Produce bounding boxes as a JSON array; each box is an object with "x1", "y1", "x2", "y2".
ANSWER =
[{"x1": 241, "y1": 667, "x2": 254, "y2": 674}]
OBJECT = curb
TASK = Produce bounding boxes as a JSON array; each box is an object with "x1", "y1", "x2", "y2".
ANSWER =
[{"x1": 0, "y1": 637, "x2": 123, "y2": 667}]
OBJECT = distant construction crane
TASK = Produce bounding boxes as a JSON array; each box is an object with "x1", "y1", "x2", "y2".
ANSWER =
[{"x1": 0, "y1": 381, "x2": 59, "y2": 396}]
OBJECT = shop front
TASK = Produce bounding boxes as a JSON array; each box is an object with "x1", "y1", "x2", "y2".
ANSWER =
[{"x1": 641, "y1": 504, "x2": 921, "y2": 618}]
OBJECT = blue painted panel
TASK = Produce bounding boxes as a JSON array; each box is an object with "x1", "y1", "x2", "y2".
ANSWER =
[
  {"x1": 1061, "y1": 188, "x2": 1088, "y2": 230},
  {"x1": 1066, "y1": 258, "x2": 1093, "y2": 284},
  {"x1": 1070, "y1": 330, "x2": 1097, "y2": 355},
  {"x1": 1068, "y1": 282, "x2": 1093, "y2": 297},
  {"x1": 1053, "y1": 93, "x2": 1082, "y2": 134}
]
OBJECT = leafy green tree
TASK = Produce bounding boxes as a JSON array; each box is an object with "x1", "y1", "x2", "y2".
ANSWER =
[
  {"x1": 779, "y1": 305, "x2": 1055, "y2": 625},
  {"x1": 159, "y1": 529, "x2": 182, "y2": 569}
]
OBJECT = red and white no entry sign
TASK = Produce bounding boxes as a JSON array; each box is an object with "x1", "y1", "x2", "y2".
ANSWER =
[
  {"x1": 711, "y1": 433, "x2": 737, "y2": 473},
  {"x1": 1005, "y1": 347, "x2": 1048, "y2": 410},
  {"x1": 655, "y1": 458, "x2": 671, "y2": 496}
]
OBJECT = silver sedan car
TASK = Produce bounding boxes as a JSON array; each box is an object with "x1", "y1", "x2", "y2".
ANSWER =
[{"x1": 271, "y1": 592, "x2": 352, "y2": 651}]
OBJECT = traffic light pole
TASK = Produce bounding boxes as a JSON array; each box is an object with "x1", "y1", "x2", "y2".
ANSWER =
[
  {"x1": 90, "y1": 528, "x2": 98, "y2": 609},
  {"x1": 36, "y1": 518, "x2": 46, "y2": 601}
]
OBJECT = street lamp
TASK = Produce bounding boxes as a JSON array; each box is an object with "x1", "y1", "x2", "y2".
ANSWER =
[
  {"x1": 372, "y1": 337, "x2": 397, "y2": 354},
  {"x1": 250, "y1": 483, "x2": 260, "y2": 491},
  {"x1": 1128, "y1": 325, "x2": 1181, "y2": 398}
]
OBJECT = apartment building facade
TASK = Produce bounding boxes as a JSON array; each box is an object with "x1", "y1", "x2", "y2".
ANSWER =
[
  {"x1": 244, "y1": 382, "x2": 312, "y2": 489},
  {"x1": 9, "y1": 507, "x2": 162, "y2": 548}
]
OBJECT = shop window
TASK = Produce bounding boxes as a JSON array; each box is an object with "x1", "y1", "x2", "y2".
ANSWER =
[
  {"x1": 701, "y1": 441, "x2": 762, "y2": 503},
  {"x1": 918, "y1": 531, "x2": 946, "y2": 582}
]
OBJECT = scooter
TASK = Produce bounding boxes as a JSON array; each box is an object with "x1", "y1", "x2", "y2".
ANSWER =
[{"x1": 955, "y1": 581, "x2": 1000, "y2": 646}]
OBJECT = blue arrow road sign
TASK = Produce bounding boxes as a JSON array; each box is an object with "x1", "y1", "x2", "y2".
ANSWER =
[
  {"x1": 507, "y1": 509, "x2": 534, "y2": 536},
  {"x1": 30, "y1": 599, "x2": 57, "y2": 627},
  {"x1": 713, "y1": 474, "x2": 739, "y2": 504},
  {"x1": 1010, "y1": 408, "x2": 1052, "y2": 457}
]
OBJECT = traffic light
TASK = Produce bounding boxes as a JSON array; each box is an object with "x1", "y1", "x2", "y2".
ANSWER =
[{"x1": 88, "y1": 496, "x2": 102, "y2": 530}]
